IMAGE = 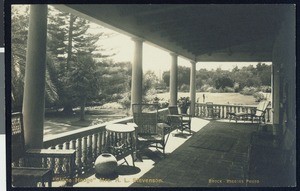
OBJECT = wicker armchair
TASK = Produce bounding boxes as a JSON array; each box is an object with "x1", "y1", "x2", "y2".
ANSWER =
[
  {"x1": 168, "y1": 106, "x2": 191, "y2": 134},
  {"x1": 132, "y1": 104, "x2": 171, "y2": 155}
]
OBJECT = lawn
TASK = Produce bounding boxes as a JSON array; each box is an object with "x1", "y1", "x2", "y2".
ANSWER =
[{"x1": 156, "y1": 92, "x2": 259, "y2": 105}]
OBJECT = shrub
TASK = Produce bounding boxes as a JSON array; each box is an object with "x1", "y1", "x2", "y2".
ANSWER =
[
  {"x1": 260, "y1": 86, "x2": 272, "y2": 93},
  {"x1": 200, "y1": 84, "x2": 215, "y2": 92},
  {"x1": 119, "y1": 93, "x2": 131, "y2": 110},
  {"x1": 233, "y1": 82, "x2": 240, "y2": 92},
  {"x1": 240, "y1": 86, "x2": 258, "y2": 95},
  {"x1": 207, "y1": 87, "x2": 218, "y2": 93},
  {"x1": 223, "y1": 86, "x2": 235, "y2": 93},
  {"x1": 180, "y1": 84, "x2": 190, "y2": 92},
  {"x1": 253, "y1": 92, "x2": 266, "y2": 102}
]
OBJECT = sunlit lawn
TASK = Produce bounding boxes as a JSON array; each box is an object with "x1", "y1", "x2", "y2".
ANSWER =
[{"x1": 156, "y1": 92, "x2": 258, "y2": 105}]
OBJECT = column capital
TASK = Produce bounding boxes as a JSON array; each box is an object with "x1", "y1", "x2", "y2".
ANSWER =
[
  {"x1": 131, "y1": 36, "x2": 144, "y2": 43},
  {"x1": 190, "y1": 60, "x2": 197, "y2": 65},
  {"x1": 169, "y1": 52, "x2": 178, "y2": 57}
]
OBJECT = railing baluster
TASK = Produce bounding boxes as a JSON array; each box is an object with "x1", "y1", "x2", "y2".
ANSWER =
[
  {"x1": 65, "y1": 142, "x2": 70, "y2": 175},
  {"x1": 82, "y1": 136, "x2": 88, "y2": 169},
  {"x1": 88, "y1": 135, "x2": 93, "y2": 166},
  {"x1": 93, "y1": 133, "x2": 98, "y2": 160},
  {"x1": 76, "y1": 138, "x2": 83, "y2": 174},
  {"x1": 98, "y1": 132, "x2": 102, "y2": 155},
  {"x1": 57, "y1": 144, "x2": 64, "y2": 174},
  {"x1": 70, "y1": 140, "x2": 77, "y2": 176},
  {"x1": 221, "y1": 106, "x2": 224, "y2": 118}
]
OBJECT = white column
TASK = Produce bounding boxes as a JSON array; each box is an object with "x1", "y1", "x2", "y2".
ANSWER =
[
  {"x1": 131, "y1": 37, "x2": 143, "y2": 107},
  {"x1": 190, "y1": 61, "x2": 196, "y2": 116},
  {"x1": 22, "y1": 5, "x2": 48, "y2": 149},
  {"x1": 169, "y1": 53, "x2": 178, "y2": 106}
]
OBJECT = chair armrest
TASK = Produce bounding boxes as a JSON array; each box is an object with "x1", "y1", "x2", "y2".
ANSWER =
[{"x1": 157, "y1": 123, "x2": 171, "y2": 135}]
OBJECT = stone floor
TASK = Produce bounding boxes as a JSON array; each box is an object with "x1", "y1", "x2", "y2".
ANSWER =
[{"x1": 73, "y1": 118, "x2": 270, "y2": 187}]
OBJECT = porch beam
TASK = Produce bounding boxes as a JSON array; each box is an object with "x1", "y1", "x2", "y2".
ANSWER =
[
  {"x1": 22, "y1": 5, "x2": 48, "y2": 149},
  {"x1": 189, "y1": 61, "x2": 196, "y2": 116},
  {"x1": 131, "y1": 37, "x2": 143, "y2": 107},
  {"x1": 169, "y1": 53, "x2": 178, "y2": 106}
]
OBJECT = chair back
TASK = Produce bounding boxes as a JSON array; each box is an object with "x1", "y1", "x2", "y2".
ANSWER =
[
  {"x1": 132, "y1": 104, "x2": 159, "y2": 135},
  {"x1": 255, "y1": 100, "x2": 270, "y2": 116},
  {"x1": 168, "y1": 106, "x2": 179, "y2": 115},
  {"x1": 11, "y1": 112, "x2": 27, "y2": 163}
]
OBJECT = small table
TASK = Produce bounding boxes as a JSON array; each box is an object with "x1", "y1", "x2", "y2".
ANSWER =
[
  {"x1": 12, "y1": 167, "x2": 52, "y2": 187},
  {"x1": 105, "y1": 124, "x2": 136, "y2": 166}
]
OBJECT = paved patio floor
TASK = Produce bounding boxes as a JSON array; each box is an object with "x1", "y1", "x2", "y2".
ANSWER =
[{"x1": 74, "y1": 118, "x2": 262, "y2": 187}]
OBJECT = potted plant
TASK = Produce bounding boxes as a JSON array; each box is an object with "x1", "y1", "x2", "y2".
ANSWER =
[{"x1": 178, "y1": 97, "x2": 191, "y2": 114}]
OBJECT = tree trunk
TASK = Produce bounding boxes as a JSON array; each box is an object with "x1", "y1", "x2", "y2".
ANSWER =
[
  {"x1": 62, "y1": 104, "x2": 73, "y2": 115},
  {"x1": 80, "y1": 96, "x2": 87, "y2": 121},
  {"x1": 66, "y1": 14, "x2": 76, "y2": 70}
]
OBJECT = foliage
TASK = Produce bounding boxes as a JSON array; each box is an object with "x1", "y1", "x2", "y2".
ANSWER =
[
  {"x1": 46, "y1": 6, "x2": 112, "y2": 114},
  {"x1": 177, "y1": 97, "x2": 191, "y2": 108},
  {"x1": 240, "y1": 86, "x2": 258, "y2": 95},
  {"x1": 214, "y1": 74, "x2": 234, "y2": 90},
  {"x1": 253, "y1": 92, "x2": 266, "y2": 102},
  {"x1": 143, "y1": 71, "x2": 159, "y2": 96},
  {"x1": 161, "y1": 63, "x2": 271, "y2": 93},
  {"x1": 180, "y1": 84, "x2": 190, "y2": 92},
  {"x1": 260, "y1": 86, "x2": 272, "y2": 93},
  {"x1": 223, "y1": 86, "x2": 235, "y2": 93},
  {"x1": 162, "y1": 66, "x2": 190, "y2": 89},
  {"x1": 152, "y1": 97, "x2": 169, "y2": 109},
  {"x1": 67, "y1": 54, "x2": 101, "y2": 120}
]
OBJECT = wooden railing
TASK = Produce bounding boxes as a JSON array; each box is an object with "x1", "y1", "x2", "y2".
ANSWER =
[
  {"x1": 195, "y1": 103, "x2": 272, "y2": 123},
  {"x1": 42, "y1": 108, "x2": 169, "y2": 178}
]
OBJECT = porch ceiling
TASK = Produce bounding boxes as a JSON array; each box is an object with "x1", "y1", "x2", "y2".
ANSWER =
[{"x1": 55, "y1": 4, "x2": 286, "y2": 62}]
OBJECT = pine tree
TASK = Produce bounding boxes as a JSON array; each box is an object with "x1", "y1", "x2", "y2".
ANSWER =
[{"x1": 47, "y1": 6, "x2": 110, "y2": 115}]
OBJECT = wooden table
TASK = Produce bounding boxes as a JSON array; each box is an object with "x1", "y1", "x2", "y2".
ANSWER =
[
  {"x1": 12, "y1": 167, "x2": 52, "y2": 187},
  {"x1": 105, "y1": 124, "x2": 136, "y2": 166}
]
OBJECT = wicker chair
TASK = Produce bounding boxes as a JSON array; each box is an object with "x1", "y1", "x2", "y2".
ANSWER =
[
  {"x1": 228, "y1": 101, "x2": 270, "y2": 123},
  {"x1": 168, "y1": 106, "x2": 191, "y2": 134},
  {"x1": 132, "y1": 104, "x2": 171, "y2": 155}
]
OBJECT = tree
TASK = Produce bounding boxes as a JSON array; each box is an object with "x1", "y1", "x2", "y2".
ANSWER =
[
  {"x1": 11, "y1": 6, "x2": 58, "y2": 111},
  {"x1": 68, "y1": 54, "x2": 101, "y2": 120},
  {"x1": 162, "y1": 71, "x2": 170, "y2": 87},
  {"x1": 256, "y1": 62, "x2": 271, "y2": 86},
  {"x1": 47, "y1": 6, "x2": 107, "y2": 114},
  {"x1": 214, "y1": 75, "x2": 234, "y2": 90},
  {"x1": 98, "y1": 60, "x2": 131, "y2": 103},
  {"x1": 11, "y1": 6, "x2": 29, "y2": 111},
  {"x1": 162, "y1": 66, "x2": 190, "y2": 89}
]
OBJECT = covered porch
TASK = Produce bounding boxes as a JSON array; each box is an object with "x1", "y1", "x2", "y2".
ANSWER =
[
  {"x1": 11, "y1": 4, "x2": 296, "y2": 188},
  {"x1": 73, "y1": 118, "x2": 281, "y2": 187}
]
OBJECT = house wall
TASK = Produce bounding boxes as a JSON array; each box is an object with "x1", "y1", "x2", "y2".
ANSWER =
[{"x1": 271, "y1": 5, "x2": 296, "y2": 185}]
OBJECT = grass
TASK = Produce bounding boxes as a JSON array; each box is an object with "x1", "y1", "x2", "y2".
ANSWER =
[{"x1": 156, "y1": 92, "x2": 258, "y2": 105}]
